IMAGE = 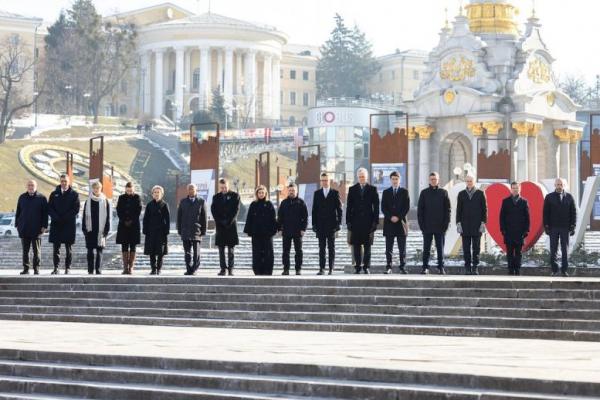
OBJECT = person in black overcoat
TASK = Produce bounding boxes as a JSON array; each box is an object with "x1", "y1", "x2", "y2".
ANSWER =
[
  {"x1": 381, "y1": 171, "x2": 410, "y2": 274},
  {"x1": 82, "y1": 181, "x2": 111, "y2": 275},
  {"x1": 417, "y1": 172, "x2": 451, "y2": 275},
  {"x1": 143, "y1": 185, "x2": 170, "y2": 275},
  {"x1": 116, "y1": 182, "x2": 142, "y2": 274},
  {"x1": 543, "y1": 178, "x2": 577, "y2": 276},
  {"x1": 48, "y1": 174, "x2": 80, "y2": 275},
  {"x1": 456, "y1": 175, "x2": 487, "y2": 275},
  {"x1": 16, "y1": 180, "x2": 48, "y2": 275},
  {"x1": 311, "y1": 172, "x2": 342, "y2": 275},
  {"x1": 244, "y1": 185, "x2": 277, "y2": 275},
  {"x1": 346, "y1": 168, "x2": 379, "y2": 274},
  {"x1": 177, "y1": 183, "x2": 207, "y2": 276},
  {"x1": 500, "y1": 182, "x2": 530, "y2": 275},
  {"x1": 211, "y1": 178, "x2": 240, "y2": 276},
  {"x1": 277, "y1": 183, "x2": 308, "y2": 275}
]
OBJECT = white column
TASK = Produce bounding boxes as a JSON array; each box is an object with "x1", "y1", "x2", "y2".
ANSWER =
[
  {"x1": 244, "y1": 50, "x2": 257, "y2": 121},
  {"x1": 527, "y1": 134, "x2": 538, "y2": 182},
  {"x1": 216, "y1": 48, "x2": 223, "y2": 91},
  {"x1": 262, "y1": 54, "x2": 272, "y2": 119},
  {"x1": 408, "y1": 133, "x2": 416, "y2": 202},
  {"x1": 175, "y1": 47, "x2": 185, "y2": 121},
  {"x1": 516, "y1": 134, "x2": 528, "y2": 182},
  {"x1": 559, "y1": 139, "x2": 570, "y2": 181},
  {"x1": 199, "y1": 46, "x2": 210, "y2": 109},
  {"x1": 153, "y1": 49, "x2": 165, "y2": 118},
  {"x1": 418, "y1": 136, "x2": 430, "y2": 190},
  {"x1": 570, "y1": 137, "x2": 580, "y2": 203},
  {"x1": 184, "y1": 50, "x2": 191, "y2": 92},
  {"x1": 141, "y1": 52, "x2": 151, "y2": 116},
  {"x1": 224, "y1": 47, "x2": 234, "y2": 114},
  {"x1": 271, "y1": 56, "x2": 281, "y2": 121},
  {"x1": 235, "y1": 51, "x2": 243, "y2": 95}
]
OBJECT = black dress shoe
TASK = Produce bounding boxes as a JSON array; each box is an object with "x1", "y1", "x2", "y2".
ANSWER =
[
  {"x1": 64, "y1": 268, "x2": 70, "y2": 275},
  {"x1": 514, "y1": 269, "x2": 521, "y2": 276},
  {"x1": 438, "y1": 267, "x2": 446, "y2": 275},
  {"x1": 51, "y1": 268, "x2": 59, "y2": 275},
  {"x1": 228, "y1": 269, "x2": 234, "y2": 276},
  {"x1": 150, "y1": 269, "x2": 157, "y2": 275},
  {"x1": 561, "y1": 271, "x2": 569, "y2": 277},
  {"x1": 33, "y1": 269, "x2": 39, "y2": 275},
  {"x1": 19, "y1": 269, "x2": 29, "y2": 275},
  {"x1": 295, "y1": 270, "x2": 301, "y2": 275},
  {"x1": 551, "y1": 271, "x2": 559, "y2": 277},
  {"x1": 399, "y1": 266, "x2": 408, "y2": 274},
  {"x1": 354, "y1": 268, "x2": 361, "y2": 274},
  {"x1": 328, "y1": 268, "x2": 333, "y2": 275},
  {"x1": 384, "y1": 267, "x2": 392, "y2": 275},
  {"x1": 95, "y1": 270, "x2": 101, "y2": 275},
  {"x1": 421, "y1": 268, "x2": 429, "y2": 275},
  {"x1": 217, "y1": 269, "x2": 226, "y2": 276},
  {"x1": 316, "y1": 269, "x2": 325, "y2": 275},
  {"x1": 282, "y1": 270, "x2": 290, "y2": 276},
  {"x1": 363, "y1": 268, "x2": 370, "y2": 274}
]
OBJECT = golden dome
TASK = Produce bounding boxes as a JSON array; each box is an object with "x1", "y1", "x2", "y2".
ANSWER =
[{"x1": 465, "y1": 0, "x2": 519, "y2": 36}]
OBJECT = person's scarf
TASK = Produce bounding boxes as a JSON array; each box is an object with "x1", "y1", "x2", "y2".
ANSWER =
[{"x1": 85, "y1": 191, "x2": 108, "y2": 247}]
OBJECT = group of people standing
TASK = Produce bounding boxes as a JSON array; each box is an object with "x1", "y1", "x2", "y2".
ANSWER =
[{"x1": 14, "y1": 168, "x2": 577, "y2": 276}]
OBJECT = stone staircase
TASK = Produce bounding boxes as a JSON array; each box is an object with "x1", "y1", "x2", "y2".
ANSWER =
[
  {"x1": 1, "y1": 276, "x2": 600, "y2": 342},
  {"x1": 0, "y1": 348, "x2": 597, "y2": 399}
]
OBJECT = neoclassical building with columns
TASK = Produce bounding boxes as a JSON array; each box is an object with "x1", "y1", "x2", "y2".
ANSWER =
[
  {"x1": 404, "y1": 0, "x2": 584, "y2": 202},
  {"x1": 105, "y1": 3, "x2": 317, "y2": 125}
]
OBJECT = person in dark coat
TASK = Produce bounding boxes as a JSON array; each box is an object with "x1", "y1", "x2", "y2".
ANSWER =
[
  {"x1": 312, "y1": 172, "x2": 342, "y2": 275},
  {"x1": 456, "y1": 175, "x2": 487, "y2": 275},
  {"x1": 500, "y1": 181, "x2": 530, "y2": 276},
  {"x1": 116, "y1": 182, "x2": 142, "y2": 275},
  {"x1": 16, "y1": 180, "x2": 48, "y2": 275},
  {"x1": 543, "y1": 178, "x2": 577, "y2": 277},
  {"x1": 277, "y1": 183, "x2": 308, "y2": 275},
  {"x1": 417, "y1": 172, "x2": 451, "y2": 275},
  {"x1": 48, "y1": 174, "x2": 80, "y2": 275},
  {"x1": 143, "y1": 185, "x2": 170, "y2": 275},
  {"x1": 381, "y1": 171, "x2": 410, "y2": 274},
  {"x1": 244, "y1": 185, "x2": 277, "y2": 275},
  {"x1": 82, "y1": 181, "x2": 111, "y2": 275},
  {"x1": 177, "y1": 183, "x2": 207, "y2": 276},
  {"x1": 346, "y1": 168, "x2": 379, "y2": 274},
  {"x1": 211, "y1": 178, "x2": 240, "y2": 276}
]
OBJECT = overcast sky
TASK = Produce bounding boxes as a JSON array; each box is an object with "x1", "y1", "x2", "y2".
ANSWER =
[{"x1": 1, "y1": 0, "x2": 597, "y2": 83}]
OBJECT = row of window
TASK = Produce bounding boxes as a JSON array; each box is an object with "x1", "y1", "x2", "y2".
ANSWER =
[
  {"x1": 282, "y1": 69, "x2": 311, "y2": 81},
  {"x1": 377, "y1": 69, "x2": 420, "y2": 82},
  {"x1": 281, "y1": 91, "x2": 312, "y2": 107}
]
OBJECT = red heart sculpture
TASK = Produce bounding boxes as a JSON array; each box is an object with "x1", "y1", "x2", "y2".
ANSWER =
[{"x1": 485, "y1": 181, "x2": 546, "y2": 253}]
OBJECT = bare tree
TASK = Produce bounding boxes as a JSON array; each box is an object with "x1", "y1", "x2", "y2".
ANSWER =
[{"x1": 0, "y1": 35, "x2": 44, "y2": 143}]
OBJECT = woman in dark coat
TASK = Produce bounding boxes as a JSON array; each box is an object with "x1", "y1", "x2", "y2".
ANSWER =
[
  {"x1": 82, "y1": 181, "x2": 111, "y2": 275},
  {"x1": 244, "y1": 185, "x2": 277, "y2": 275},
  {"x1": 143, "y1": 185, "x2": 170, "y2": 275},
  {"x1": 211, "y1": 178, "x2": 240, "y2": 276},
  {"x1": 116, "y1": 182, "x2": 142, "y2": 275}
]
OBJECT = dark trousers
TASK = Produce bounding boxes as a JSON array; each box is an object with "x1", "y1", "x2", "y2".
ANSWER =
[
  {"x1": 218, "y1": 246, "x2": 235, "y2": 270},
  {"x1": 149, "y1": 254, "x2": 164, "y2": 272},
  {"x1": 21, "y1": 237, "x2": 41, "y2": 271},
  {"x1": 282, "y1": 236, "x2": 303, "y2": 271},
  {"x1": 549, "y1": 228, "x2": 569, "y2": 272},
  {"x1": 385, "y1": 234, "x2": 406, "y2": 267},
  {"x1": 506, "y1": 242, "x2": 522, "y2": 273},
  {"x1": 52, "y1": 242, "x2": 73, "y2": 269},
  {"x1": 251, "y1": 236, "x2": 274, "y2": 275},
  {"x1": 86, "y1": 248, "x2": 103, "y2": 274},
  {"x1": 462, "y1": 235, "x2": 481, "y2": 268},
  {"x1": 352, "y1": 244, "x2": 372, "y2": 270},
  {"x1": 183, "y1": 240, "x2": 201, "y2": 273},
  {"x1": 422, "y1": 232, "x2": 445, "y2": 268},
  {"x1": 318, "y1": 232, "x2": 335, "y2": 270}
]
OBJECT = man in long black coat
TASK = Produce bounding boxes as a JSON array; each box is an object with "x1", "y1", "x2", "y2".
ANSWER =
[
  {"x1": 177, "y1": 183, "x2": 207, "y2": 275},
  {"x1": 16, "y1": 180, "x2": 48, "y2": 275},
  {"x1": 500, "y1": 181, "x2": 530, "y2": 275},
  {"x1": 346, "y1": 167, "x2": 379, "y2": 274},
  {"x1": 312, "y1": 172, "x2": 342, "y2": 275},
  {"x1": 543, "y1": 178, "x2": 577, "y2": 277},
  {"x1": 456, "y1": 175, "x2": 487, "y2": 275},
  {"x1": 417, "y1": 172, "x2": 451, "y2": 275},
  {"x1": 381, "y1": 171, "x2": 410, "y2": 274},
  {"x1": 211, "y1": 178, "x2": 240, "y2": 276},
  {"x1": 277, "y1": 183, "x2": 308, "y2": 275},
  {"x1": 48, "y1": 174, "x2": 80, "y2": 275}
]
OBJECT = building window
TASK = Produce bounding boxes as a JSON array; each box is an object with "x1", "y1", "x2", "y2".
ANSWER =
[
  {"x1": 413, "y1": 70, "x2": 419, "y2": 80},
  {"x1": 290, "y1": 92, "x2": 296, "y2": 105},
  {"x1": 119, "y1": 104, "x2": 127, "y2": 116},
  {"x1": 290, "y1": 70, "x2": 296, "y2": 79},
  {"x1": 303, "y1": 92, "x2": 309, "y2": 106},
  {"x1": 302, "y1": 71, "x2": 309, "y2": 80},
  {"x1": 391, "y1": 70, "x2": 396, "y2": 80},
  {"x1": 289, "y1": 116, "x2": 296, "y2": 126},
  {"x1": 192, "y1": 68, "x2": 200, "y2": 90},
  {"x1": 280, "y1": 91, "x2": 284, "y2": 105}
]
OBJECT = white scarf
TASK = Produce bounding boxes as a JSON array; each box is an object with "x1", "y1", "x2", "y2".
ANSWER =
[{"x1": 85, "y1": 192, "x2": 108, "y2": 247}]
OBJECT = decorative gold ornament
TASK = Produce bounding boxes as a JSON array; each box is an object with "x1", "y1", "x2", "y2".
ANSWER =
[
  {"x1": 408, "y1": 127, "x2": 416, "y2": 141},
  {"x1": 467, "y1": 122, "x2": 484, "y2": 136},
  {"x1": 570, "y1": 130, "x2": 582, "y2": 143},
  {"x1": 440, "y1": 56, "x2": 476, "y2": 82},
  {"x1": 414, "y1": 125, "x2": 435, "y2": 140},
  {"x1": 554, "y1": 128, "x2": 571, "y2": 142},
  {"x1": 528, "y1": 57, "x2": 551, "y2": 84},
  {"x1": 546, "y1": 92, "x2": 556, "y2": 106},
  {"x1": 465, "y1": 2, "x2": 519, "y2": 36},
  {"x1": 482, "y1": 121, "x2": 503, "y2": 135},
  {"x1": 443, "y1": 89, "x2": 456, "y2": 104},
  {"x1": 513, "y1": 121, "x2": 542, "y2": 137}
]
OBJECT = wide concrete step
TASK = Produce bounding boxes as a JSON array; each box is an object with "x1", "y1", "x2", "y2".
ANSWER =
[{"x1": 0, "y1": 349, "x2": 596, "y2": 399}]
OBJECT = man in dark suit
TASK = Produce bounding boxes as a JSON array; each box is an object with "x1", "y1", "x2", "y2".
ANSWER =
[
  {"x1": 177, "y1": 184, "x2": 207, "y2": 275},
  {"x1": 500, "y1": 181, "x2": 530, "y2": 276},
  {"x1": 456, "y1": 175, "x2": 487, "y2": 275},
  {"x1": 346, "y1": 167, "x2": 379, "y2": 274},
  {"x1": 211, "y1": 178, "x2": 241, "y2": 276},
  {"x1": 48, "y1": 174, "x2": 80, "y2": 275},
  {"x1": 312, "y1": 172, "x2": 343, "y2": 275},
  {"x1": 543, "y1": 178, "x2": 577, "y2": 277},
  {"x1": 16, "y1": 180, "x2": 48, "y2": 275},
  {"x1": 381, "y1": 171, "x2": 410, "y2": 274},
  {"x1": 417, "y1": 172, "x2": 451, "y2": 275},
  {"x1": 277, "y1": 183, "x2": 308, "y2": 275}
]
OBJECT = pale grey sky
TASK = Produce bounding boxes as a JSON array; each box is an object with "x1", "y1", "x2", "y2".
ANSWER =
[{"x1": 1, "y1": 0, "x2": 597, "y2": 83}]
